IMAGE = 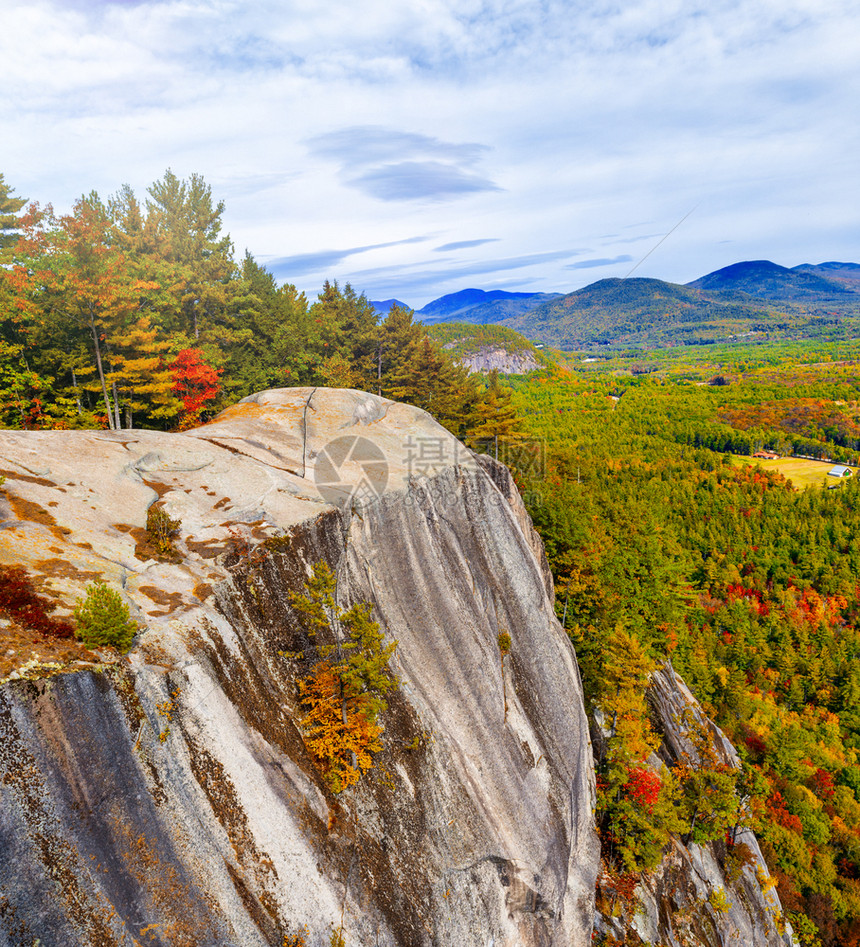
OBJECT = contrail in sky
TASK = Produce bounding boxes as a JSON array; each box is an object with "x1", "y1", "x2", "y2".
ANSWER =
[{"x1": 623, "y1": 204, "x2": 700, "y2": 278}]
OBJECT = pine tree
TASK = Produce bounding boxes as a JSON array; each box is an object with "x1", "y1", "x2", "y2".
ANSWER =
[
  {"x1": 0, "y1": 173, "x2": 27, "y2": 253},
  {"x1": 470, "y1": 369, "x2": 523, "y2": 459},
  {"x1": 145, "y1": 170, "x2": 236, "y2": 340}
]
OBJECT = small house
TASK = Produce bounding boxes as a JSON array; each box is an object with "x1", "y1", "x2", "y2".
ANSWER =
[{"x1": 828, "y1": 465, "x2": 852, "y2": 478}]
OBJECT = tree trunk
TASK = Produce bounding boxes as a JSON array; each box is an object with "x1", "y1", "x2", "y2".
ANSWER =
[
  {"x1": 112, "y1": 381, "x2": 121, "y2": 430},
  {"x1": 377, "y1": 340, "x2": 382, "y2": 396},
  {"x1": 89, "y1": 311, "x2": 114, "y2": 429}
]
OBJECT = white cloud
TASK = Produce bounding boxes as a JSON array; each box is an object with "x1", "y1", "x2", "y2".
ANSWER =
[{"x1": 1, "y1": 0, "x2": 858, "y2": 304}]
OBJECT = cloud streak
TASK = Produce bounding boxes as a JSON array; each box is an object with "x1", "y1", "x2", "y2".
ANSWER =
[
  {"x1": 434, "y1": 238, "x2": 499, "y2": 251},
  {"x1": 267, "y1": 236, "x2": 430, "y2": 277},
  {"x1": 565, "y1": 255, "x2": 633, "y2": 270}
]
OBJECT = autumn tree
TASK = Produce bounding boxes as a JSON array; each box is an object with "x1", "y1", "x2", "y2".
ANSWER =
[
  {"x1": 109, "y1": 316, "x2": 181, "y2": 427},
  {"x1": 169, "y1": 347, "x2": 221, "y2": 429},
  {"x1": 7, "y1": 195, "x2": 159, "y2": 428},
  {"x1": 289, "y1": 562, "x2": 397, "y2": 793}
]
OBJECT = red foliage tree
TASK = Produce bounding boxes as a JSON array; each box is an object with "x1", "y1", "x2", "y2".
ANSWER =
[
  {"x1": 624, "y1": 766, "x2": 662, "y2": 813},
  {"x1": 169, "y1": 348, "x2": 221, "y2": 428},
  {"x1": 810, "y1": 768, "x2": 836, "y2": 801}
]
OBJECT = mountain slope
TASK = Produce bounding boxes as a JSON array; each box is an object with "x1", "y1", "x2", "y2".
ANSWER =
[
  {"x1": 688, "y1": 259, "x2": 857, "y2": 301},
  {"x1": 503, "y1": 276, "x2": 798, "y2": 349},
  {"x1": 793, "y1": 261, "x2": 860, "y2": 291},
  {"x1": 429, "y1": 322, "x2": 544, "y2": 373},
  {"x1": 369, "y1": 297, "x2": 410, "y2": 315},
  {"x1": 418, "y1": 288, "x2": 562, "y2": 325},
  {"x1": 0, "y1": 388, "x2": 598, "y2": 947}
]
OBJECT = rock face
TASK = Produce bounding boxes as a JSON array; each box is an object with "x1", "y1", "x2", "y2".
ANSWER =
[
  {"x1": 596, "y1": 663, "x2": 794, "y2": 947},
  {"x1": 0, "y1": 388, "x2": 597, "y2": 947},
  {"x1": 455, "y1": 346, "x2": 539, "y2": 375}
]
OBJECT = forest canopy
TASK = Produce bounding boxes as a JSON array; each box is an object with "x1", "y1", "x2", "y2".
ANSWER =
[{"x1": 0, "y1": 170, "x2": 502, "y2": 442}]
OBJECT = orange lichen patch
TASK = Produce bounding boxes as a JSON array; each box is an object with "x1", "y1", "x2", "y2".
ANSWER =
[
  {"x1": 114, "y1": 523, "x2": 166, "y2": 563},
  {"x1": 0, "y1": 619, "x2": 98, "y2": 680},
  {"x1": 4, "y1": 493, "x2": 70, "y2": 543},
  {"x1": 142, "y1": 479, "x2": 171, "y2": 499},
  {"x1": 184, "y1": 538, "x2": 229, "y2": 560},
  {"x1": 138, "y1": 586, "x2": 186, "y2": 615},
  {"x1": 192, "y1": 582, "x2": 214, "y2": 602},
  {"x1": 195, "y1": 401, "x2": 268, "y2": 425},
  {"x1": 213, "y1": 497, "x2": 231, "y2": 510},
  {"x1": 34, "y1": 558, "x2": 104, "y2": 583},
  {"x1": 0, "y1": 527, "x2": 77, "y2": 574},
  {"x1": 0, "y1": 467, "x2": 58, "y2": 488}
]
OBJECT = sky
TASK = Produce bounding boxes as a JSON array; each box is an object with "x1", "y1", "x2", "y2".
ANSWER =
[{"x1": 2, "y1": 0, "x2": 858, "y2": 308}]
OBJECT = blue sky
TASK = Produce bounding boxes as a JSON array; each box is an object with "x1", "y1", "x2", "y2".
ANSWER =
[{"x1": 2, "y1": 0, "x2": 858, "y2": 306}]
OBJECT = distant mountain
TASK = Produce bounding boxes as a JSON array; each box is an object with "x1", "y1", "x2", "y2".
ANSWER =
[
  {"x1": 369, "y1": 298, "x2": 410, "y2": 316},
  {"x1": 368, "y1": 260, "x2": 860, "y2": 350},
  {"x1": 504, "y1": 277, "x2": 795, "y2": 348},
  {"x1": 688, "y1": 260, "x2": 857, "y2": 302},
  {"x1": 417, "y1": 289, "x2": 563, "y2": 325},
  {"x1": 793, "y1": 262, "x2": 860, "y2": 291}
]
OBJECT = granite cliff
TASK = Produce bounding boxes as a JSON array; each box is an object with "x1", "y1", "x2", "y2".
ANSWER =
[{"x1": 0, "y1": 388, "x2": 597, "y2": 947}]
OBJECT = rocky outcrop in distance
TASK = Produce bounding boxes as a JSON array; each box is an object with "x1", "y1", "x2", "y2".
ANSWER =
[
  {"x1": 456, "y1": 346, "x2": 539, "y2": 375},
  {"x1": 0, "y1": 388, "x2": 598, "y2": 947}
]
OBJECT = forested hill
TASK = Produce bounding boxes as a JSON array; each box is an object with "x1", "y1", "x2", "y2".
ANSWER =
[
  {"x1": 416, "y1": 288, "x2": 563, "y2": 325},
  {"x1": 505, "y1": 276, "x2": 793, "y2": 348}
]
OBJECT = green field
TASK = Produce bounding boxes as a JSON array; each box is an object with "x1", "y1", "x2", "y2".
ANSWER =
[{"x1": 735, "y1": 455, "x2": 854, "y2": 489}]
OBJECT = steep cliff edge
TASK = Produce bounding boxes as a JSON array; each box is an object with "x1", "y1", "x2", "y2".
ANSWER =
[{"x1": 0, "y1": 388, "x2": 597, "y2": 947}]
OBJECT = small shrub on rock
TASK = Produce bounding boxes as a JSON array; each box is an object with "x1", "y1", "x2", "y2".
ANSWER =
[
  {"x1": 146, "y1": 505, "x2": 181, "y2": 558},
  {"x1": 74, "y1": 581, "x2": 137, "y2": 651}
]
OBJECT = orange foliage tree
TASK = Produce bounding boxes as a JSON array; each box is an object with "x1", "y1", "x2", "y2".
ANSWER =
[{"x1": 289, "y1": 562, "x2": 397, "y2": 793}]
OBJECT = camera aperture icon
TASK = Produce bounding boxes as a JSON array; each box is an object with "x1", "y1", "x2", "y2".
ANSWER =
[{"x1": 313, "y1": 435, "x2": 389, "y2": 510}]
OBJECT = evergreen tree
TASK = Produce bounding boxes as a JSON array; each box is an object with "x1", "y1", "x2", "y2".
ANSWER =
[
  {"x1": 0, "y1": 173, "x2": 26, "y2": 253},
  {"x1": 470, "y1": 369, "x2": 523, "y2": 459},
  {"x1": 145, "y1": 170, "x2": 236, "y2": 340}
]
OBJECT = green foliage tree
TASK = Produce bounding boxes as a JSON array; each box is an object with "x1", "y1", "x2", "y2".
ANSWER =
[
  {"x1": 0, "y1": 173, "x2": 26, "y2": 253},
  {"x1": 74, "y1": 581, "x2": 137, "y2": 651}
]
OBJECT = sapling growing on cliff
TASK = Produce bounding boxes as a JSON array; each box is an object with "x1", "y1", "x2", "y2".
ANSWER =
[
  {"x1": 146, "y1": 504, "x2": 181, "y2": 559},
  {"x1": 74, "y1": 581, "x2": 138, "y2": 651},
  {"x1": 290, "y1": 562, "x2": 397, "y2": 793}
]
